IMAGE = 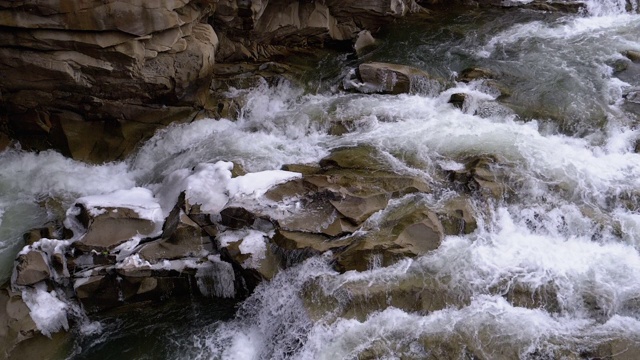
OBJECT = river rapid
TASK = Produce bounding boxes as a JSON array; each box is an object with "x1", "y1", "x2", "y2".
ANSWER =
[{"x1": 1, "y1": 1, "x2": 640, "y2": 359}]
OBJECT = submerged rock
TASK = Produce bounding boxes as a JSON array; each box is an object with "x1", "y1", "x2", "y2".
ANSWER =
[{"x1": 457, "y1": 67, "x2": 496, "y2": 83}]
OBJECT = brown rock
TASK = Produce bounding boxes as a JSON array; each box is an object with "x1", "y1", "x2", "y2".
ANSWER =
[
  {"x1": 449, "y1": 93, "x2": 468, "y2": 109},
  {"x1": 273, "y1": 230, "x2": 351, "y2": 253},
  {"x1": 625, "y1": 50, "x2": 640, "y2": 63},
  {"x1": 139, "y1": 209, "x2": 213, "y2": 263},
  {"x1": 220, "y1": 207, "x2": 257, "y2": 229},
  {"x1": 73, "y1": 205, "x2": 157, "y2": 253},
  {"x1": 356, "y1": 62, "x2": 437, "y2": 94},
  {"x1": 336, "y1": 203, "x2": 445, "y2": 272},
  {"x1": 330, "y1": 193, "x2": 390, "y2": 224},
  {"x1": 0, "y1": 1, "x2": 218, "y2": 163},
  {"x1": 14, "y1": 251, "x2": 50, "y2": 286},
  {"x1": 457, "y1": 67, "x2": 495, "y2": 83}
]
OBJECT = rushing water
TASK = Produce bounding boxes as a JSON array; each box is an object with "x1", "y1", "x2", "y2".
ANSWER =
[{"x1": 1, "y1": 1, "x2": 640, "y2": 358}]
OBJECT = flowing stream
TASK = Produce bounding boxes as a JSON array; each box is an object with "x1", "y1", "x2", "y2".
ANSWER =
[{"x1": 1, "y1": 1, "x2": 640, "y2": 358}]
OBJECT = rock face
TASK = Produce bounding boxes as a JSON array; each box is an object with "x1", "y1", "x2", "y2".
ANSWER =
[
  {"x1": 0, "y1": 0, "x2": 426, "y2": 163},
  {"x1": 0, "y1": 0, "x2": 217, "y2": 162},
  {"x1": 213, "y1": 0, "x2": 422, "y2": 62}
]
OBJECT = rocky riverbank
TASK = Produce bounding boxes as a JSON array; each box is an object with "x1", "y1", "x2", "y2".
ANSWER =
[{"x1": 2, "y1": 0, "x2": 640, "y2": 359}]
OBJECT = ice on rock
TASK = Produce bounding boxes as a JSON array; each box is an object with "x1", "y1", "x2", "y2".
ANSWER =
[
  {"x1": 155, "y1": 161, "x2": 301, "y2": 216},
  {"x1": 22, "y1": 283, "x2": 69, "y2": 337}
]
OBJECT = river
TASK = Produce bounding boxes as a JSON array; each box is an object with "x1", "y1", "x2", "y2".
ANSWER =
[{"x1": 1, "y1": 0, "x2": 640, "y2": 358}]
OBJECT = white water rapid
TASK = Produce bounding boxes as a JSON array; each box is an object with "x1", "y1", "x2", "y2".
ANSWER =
[{"x1": 1, "y1": 1, "x2": 640, "y2": 359}]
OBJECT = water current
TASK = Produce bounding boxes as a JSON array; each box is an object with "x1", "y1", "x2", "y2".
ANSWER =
[{"x1": 1, "y1": 1, "x2": 640, "y2": 358}]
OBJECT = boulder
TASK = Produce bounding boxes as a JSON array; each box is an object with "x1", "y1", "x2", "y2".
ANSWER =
[
  {"x1": 356, "y1": 62, "x2": 437, "y2": 94},
  {"x1": 624, "y1": 50, "x2": 640, "y2": 63},
  {"x1": 330, "y1": 193, "x2": 390, "y2": 224},
  {"x1": 336, "y1": 202, "x2": 445, "y2": 272},
  {"x1": 449, "y1": 93, "x2": 468, "y2": 109},
  {"x1": 445, "y1": 156, "x2": 509, "y2": 199},
  {"x1": 273, "y1": 230, "x2": 351, "y2": 254},
  {"x1": 318, "y1": 146, "x2": 391, "y2": 171},
  {"x1": 138, "y1": 212, "x2": 213, "y2": 263},
  {"x1": 303, "y1": 271, "x2": 459, "y2": 323},
  {"x1": 138, "y1": 195, "x2": 214, "y2": 263},
  {"x1": 14, "y1": 251, "x2": 50, "y2": 286},
  {"x1": 457, "y1": 67, "x2": 495, "y2": 83},
  {"x1": 73, "y1": 206, "x2": 157, "y2": 253}
]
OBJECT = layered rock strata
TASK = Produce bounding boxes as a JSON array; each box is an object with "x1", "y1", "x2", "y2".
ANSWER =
[{"x1": 0, "y1": 0, "x2": 426, "y2": 163}]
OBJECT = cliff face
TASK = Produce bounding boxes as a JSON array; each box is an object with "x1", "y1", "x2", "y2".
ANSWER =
[
  {"x1": 0, "y1": 0, "x2": 422, "y2": 162},
  {"x1": 0, "y1": 1, "x2": 219, "y2": 162}
]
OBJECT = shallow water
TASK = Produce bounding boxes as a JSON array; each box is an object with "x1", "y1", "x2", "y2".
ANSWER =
[{"x1": 1, "y1": 1, "x2": 640, "y2": 358}]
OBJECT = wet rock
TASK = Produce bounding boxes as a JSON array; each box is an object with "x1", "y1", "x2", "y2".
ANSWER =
[
  {"x1": 508, "y1": 1, "x2": 584, "y2": 13},
  {"x1": 319, "y1": 146, "x2": 390, "y2": 171},
  {"x1": 213, "y1": 0, "x2": 423, "y2": 62},
  {"x1": 306, "y1": 169, "x2": 430, "y2": 198},
  {"x1": 356, "y1": 62, "x2": 437, "y2": 94},
  {"x1": 139, "y1": 201, "x2": 213, "y2": 263},
  {"x1": 218, "y1": 230, "x2": 281, "y2": 280},
  {"x1": 273, "y1": 230, "x2": 351, "y2": 254},
  {"x1": 22, "y1": 224, "x2": 57, "y2": 246},
  {"x1": 496, "y1": 281, "x2": 561, "y2": 313},
  {"x1": 336, "y1": 203, "x2": 445, "y2": 272},
  {"x1": 625, "y1": 50, "x2": 640, "y2": 63},
  {"x1": 303, "y1": 272, "x2": 459, "y2": 323},
  {"x1": 72, "y1": 205, "x2": 157, "y2": 253},
  {"x1": 14, "y1": 251, "x2": 50, "y2": 286},
  {"x1": 449, "y1": 92, "x2": 468, "y2": 109},
  {"x1": 280, "y1": 164, "x2": 322, "y2": 175},
  {"x1": 330, "y1": 193, "x2": 390, "y2": 224},
  {"x1": 437, "y1": 197, "x2": 478, "y2": 235},
  {"x1": 73, "y1": 275, "x2": 121, "y2": 312},
  {"x1": 220, "y1": 207, "x2": 257, "y2": 229},
  {"x1": 0, "y1": 132, "x2": 10, "y2": 152},
  {"x1": 587, "y1": 338, "x2": 640, "y2": 360},
  {"x1": 0, "y1": 287, "x2": 42, "y2": 356},
  {"x1": 445, "y1": 156, "x2": 509, "y2": 199},
  {"x1": 457, "y1": 67, "x2": 495, "y2": 83}
]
